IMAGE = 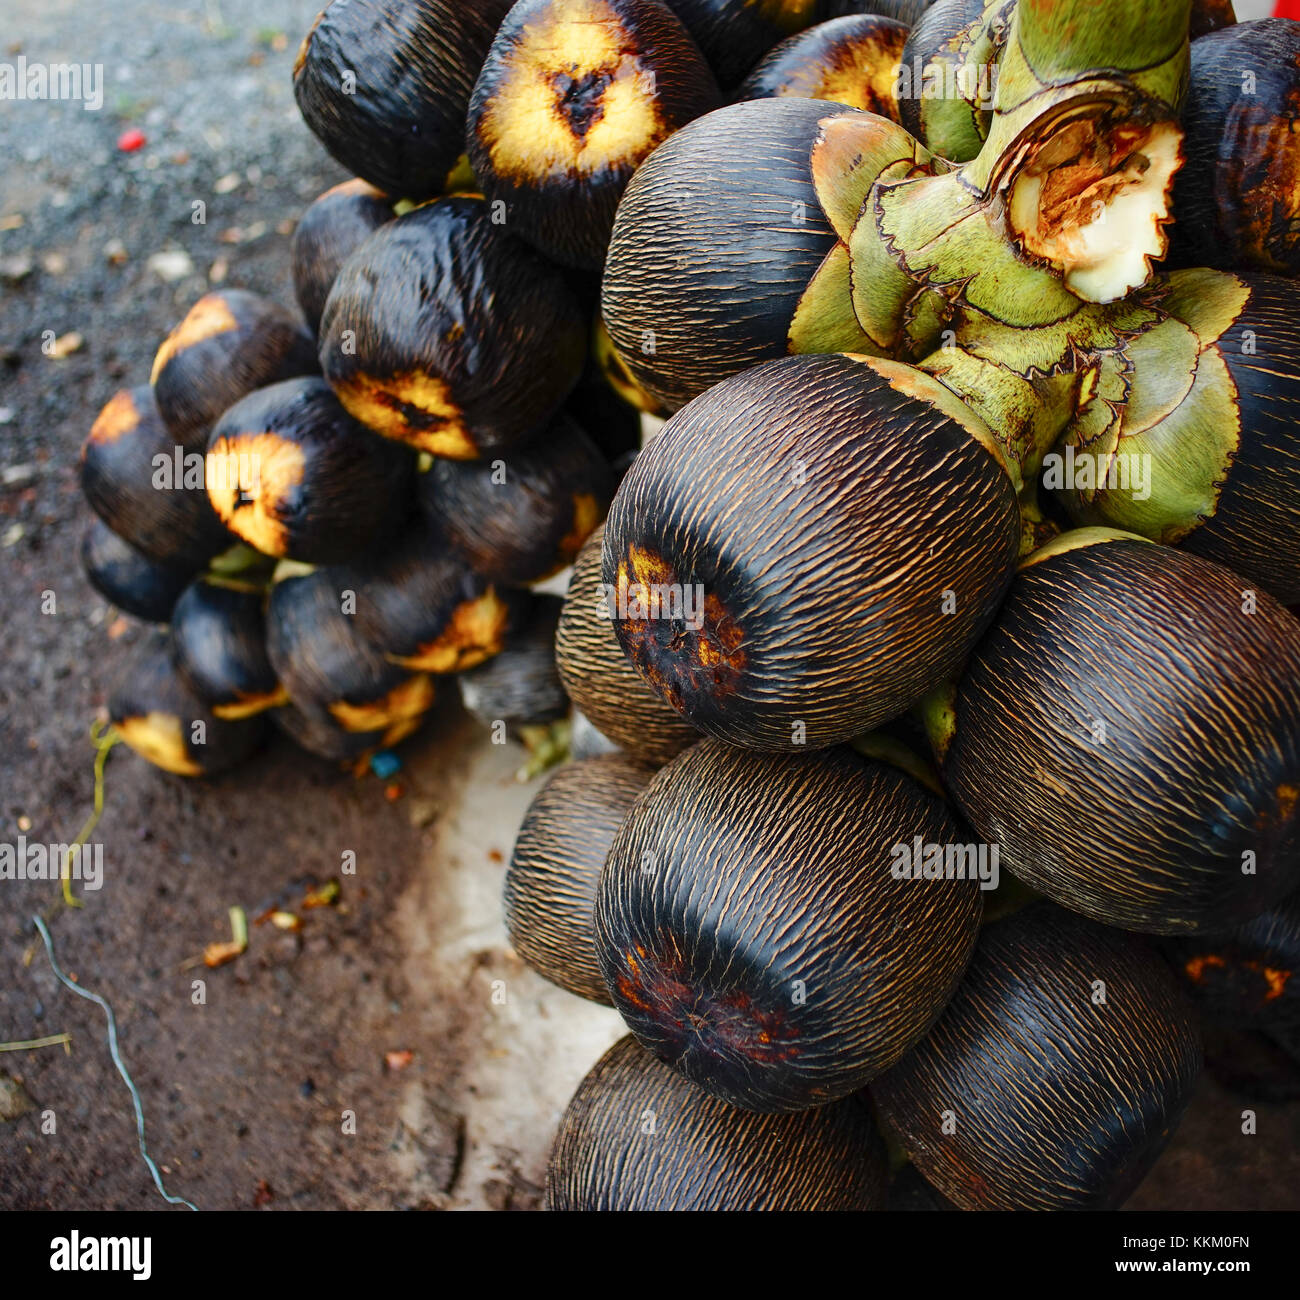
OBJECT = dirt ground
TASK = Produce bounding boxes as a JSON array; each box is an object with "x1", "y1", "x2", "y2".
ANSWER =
[{"x1": 0, "y1": 0, "x2": 1297, "y2": 1212}]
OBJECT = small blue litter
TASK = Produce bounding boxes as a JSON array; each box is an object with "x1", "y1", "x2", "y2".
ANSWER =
[{"x1": 369, "y1": 750, "x2": 402, "y2": 780}]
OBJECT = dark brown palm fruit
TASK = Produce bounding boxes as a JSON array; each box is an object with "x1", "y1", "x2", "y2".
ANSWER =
[
  {"x1": 547, "y1": 1034, "x2": 888, "y2": 1209},
  {"x1": 467, "y1": 0, "x2": 722, "y2": 272},
  {"x1": 555, "y1": 525, "x2": 699, "y2": 765},
  {"x1": 109, "y1": 629, "x2": 266, "y2": 777},
  {"x1": 872, "y1": 903, "x2": 1202, "y2": 1211},
  {"x1": 601, "y1": 97, "x2": 856, "y2": 411},
  {"x1": 1174, "y1": 274, "x2": 1300, "y2": 604},
  {"x1": 205, "y1": 377, "x2": 414, "y2": 564},
  {"x1": 419, "y1": 415, "x2": 614, "y2": 585},
  {"x1": 81, "y1": 519, "x2": 196, "y2": 624},
  {"x1": 602, "y1": 352, "x2": 1021, "y2": 750},
  {"x1": 738, "y1": 14, "x2": 908, "y2": 120},
  {"x1": 596, "y1": 741, "x2": 984, "y2": 1112},
  {"x1": 170, "y1": 577, "x2": 286, "y2": 720},
  {"x1": 81, "y1": 386, "x2": 230, "y2": 569},
  {"x1": 591, "y1": 315, "x2": 665, "y2": 417},
  {"x1": 1165, "y1": 889, "x2": 1300, "y2": 1032},
  {"x1": 151, "y1": 290, "x2": 318, "y2": 447},
  {"x1": 563, "y1": 352, "x2": 644, "y2": 472},
  {"x1": 506, "y1": 753, "x2": 655, "y2": 1003},
  {"x1": 270, "y1": 700, "x2": 421, "y2": 763},
  {"x1": 936, "y1": 530, "x2": 1300, "y2": 936},
  {"x1": 822, "y1": 1, "x2": 938, "y2": 24},
  {"x1": 895, "y1": 0, "x2": 1010, "y2": 162},
  {"x1": 1171, "y1": 20, "x2": 1300, "y2": 275},
  {"x1": 458, "y1": 594, "x2": 570, "y2": 734},
  {"x1": 318, "y1": 197, "x2": 587, "y2": 458},
  {"x1": 663, "y1": 0, "x2": 820, "y2": 89},
  {"x1": 266, "y1": 567, "x2": 435, "y2": 736},
  {"x1": 1191, "y1": 0, "x2": 1237, "y2": 39},
  {"x1": 329, "y1": 519, "x2": 516, "y2": 674},
  {"x1": 290, "y1": 179, "x2": 393, "y2": 336},
  {"x1": 291, "y1": 0, "x2": 513, "y2": 201}
]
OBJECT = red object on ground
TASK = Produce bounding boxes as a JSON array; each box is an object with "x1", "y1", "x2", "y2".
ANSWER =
[
  {"x1": 116, "y1": 128, "x2": 146, "y2": 153},
  {"x1": 1276, "y1": 2, "x2": 1300, "y2": 18}
]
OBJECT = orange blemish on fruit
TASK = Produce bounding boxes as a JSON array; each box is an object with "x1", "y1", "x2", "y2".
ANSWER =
[
  {"x1": 1183, "y1": 953, "x2": 1227, "y2": 984},
  {"x1": 1240, "y1": 960, "x2": 1292, "y2": 1002},
  {"x1": 330, "y1": 673, "x2": 434, "y2": 734},
  {"x1": 395, "y1": 590, "x2": 510, "y2": 673},
  {"x1": 1277, "y1": 783, "x2": 1299, "y2": 822},
  {"x1": 151, "y1": 294, "x2": 240, "y2": 382},
  {"x1": 212, "y1": 683, "x2": 290, "y2": 720},
  {"x1": 334, "y1": 372, "x2": 474, "y2": 459},
  {"x1": 477, "y1": 0, "x2": 666, "y2": 183},
  {"x1": 86, "y1": 390, "x2": 142, "y2": 447},
  {"x1": 205, "y1": 432, "x2": 307, "y2": 557},
  {"x1": 116, "y1": 712, "x2": 202, "y2": 777}
]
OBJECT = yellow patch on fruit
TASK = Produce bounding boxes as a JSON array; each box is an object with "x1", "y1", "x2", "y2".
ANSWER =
[
  {"x1": 478, "y1": 0, "x2": 664, "y2": 182},
  {"x1": 334, "y1": 372, "x2": 475, "y2": 458},
  {"x1": 396, "y1": 590, "x2": 511, "y2": 673},
  {"x1": 814, "y1": 55, "x2": 901, "y2": 119},
  {"x1": 212, "y1": 683, "x2": 290, "y2": 720},
  {"x1": 331, "y1": 673, "x2": 435, "y2": 733},
  {"x1": 556, "y1": 493, "x2": 603, "y2": 568},
  {"x1": 205, "y1": 432, "x2": 307, "y2": 557},
  {"x1": 151, "y1": 294, "x2": 239, "y2": 381},
  {"x1": 116, "y1": 711, "x2": 203, "y2": 777},
  {"x1": 87, "y1": 389, "x2": 142, "y2": 447}
]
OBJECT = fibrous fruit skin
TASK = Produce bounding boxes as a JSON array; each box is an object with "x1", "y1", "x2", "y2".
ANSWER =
[
  {"x1": 150, "y1": 290, "x2": 319, "y2": 447},
  {"x1": 326, "y1": 520, "x2": 514, "y2": 676},
  {"x1": 292, "y1": 0, "x2": 513, "y2": 200},
  {"x1": 596, "y1": 741, "x2": 983, "y2": 1113},
  {"x1": 1165, "y1": 888, "x2": 1300, "y2": 1032},
  {"x1": 555, "y1": 525, "x2": 699, "y2": 766},
  {"x1": 205, "y1": 377, "x2": 414, "y2": 564},
  {"x1": 939, "y1": 532, "x2": 1300, "y2": 935},
  {"x1": 318, "y1": 197, "x2": 587, "y2": 459},
  {"x1": 506, "y1": 752, "x2": 655, "y2": 1004},
  {"x1": 109, "y1": 629, "x2": 266, "y2": 777},
  {"x1": 466, "y1": 0, "x2": 722, "y2": 271},
  {"x1": 546, "y1": 1034, "x2": 889, "y2": 1210},
  {"x1": 420, "y1": 415, "x2": 613, "y2": 586},
  {"x1": 81, "y1": 519, "x2": 196, "y2": 625},
  {"x1": 663, "y1": 0, "x2": 820, "y2": 89},
  {"x1": 822, "y1": 0, "x2": 938, "y2": 23},
  {"x1": 600, "y1": 98, "x2": 849, "y2": 412},
  {"x1": 1173, "y1": 274, "x2": 1300, "y2": 603},
  {"x1": 170, "y1": 578, "x2": 285, "y2": 720},
  {"x1": 1172, "y1": 19, "x2": 1300, "y2": 276},
  {"x1": 737, "y1": 14, "x2": 909, "y2": 120},
  {"x1": 291, "y1": 179, "x2": 393, "y2": 336},
  {"x1": 265, "y1": 568, "x2": 434, "y2": 740},
  {"x1": 872, "y1": 903, "x2": 1202, "y2": 1211},
  {"x1": 601, "y1": 352, "x2": 1021, "y2": 750},
  {"x1": 81, "y1": 385, "x2": 230, "y2": 569}
]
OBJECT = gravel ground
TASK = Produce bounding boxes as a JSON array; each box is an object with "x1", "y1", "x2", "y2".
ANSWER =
[{"x1": 0, "y1": 0, "x2": 1296, "y2": 1212}]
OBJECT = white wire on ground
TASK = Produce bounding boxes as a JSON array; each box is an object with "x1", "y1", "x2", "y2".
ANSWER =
[{"x1": 31, "y1": 915, "x2": 199, "y2": 1211}]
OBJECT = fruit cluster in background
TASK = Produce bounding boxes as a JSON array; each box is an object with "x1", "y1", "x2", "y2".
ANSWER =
[{"x1": 79, "y1": 0, "x2": 1300, "y2": 1211}]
